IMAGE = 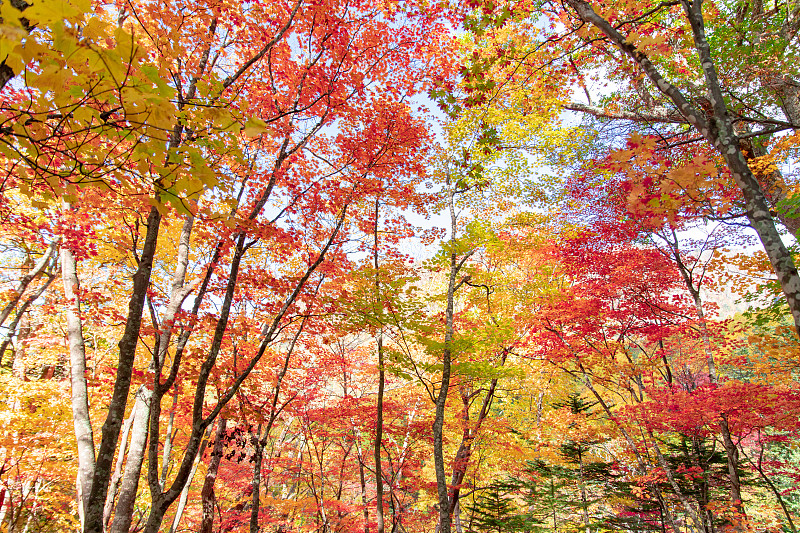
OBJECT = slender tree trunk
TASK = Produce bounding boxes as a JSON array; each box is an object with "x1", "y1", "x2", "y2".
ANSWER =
[
  {"x1": 250, "y1": 315, "x2": 308, "y2": 533},
  {"x1": 200, "y1": 417, "x2": 227, "y2": 533},
  {"x1": 691, "y1": 5, "x2": 800, "y2": 333},
  {"x1": 738, "y1": 133, "x2": 800, "y2": 238},
  {"x1": 142, "y1": 205, "x2": 344, "y2": 533},
  {"x1": 160, "y1": 390, "x2": 179, "y2": 489},
  {"x1": 135, "y1": 19, "x2": 341, "y2": 526},
  {"x1": 86, "y1": 7, "x2": 310, "y2": 531},
  {"x1": 87, "y1": 10, "x2": 304, "y2": 526},
  {"x1": 250, "y1": 424, "x2": 264, "y2": 533},
  {"x1": 452, "y1": 500, "x2": 463, "y2": 533},
  {"x1": 103, "y1": 405, "x2": 136, "y2": 531},
  {"x1": 358, "y1": 441, "x2": 369, "y2": 533},
  {"x1": 374, "y1": 333, "x2": 386, "y2": 533},
  {"x1": 578, "y1": 372, "x2": 682, "y2": 533},
  {"x1": 94, "y1": 71, "x2": 207, "y2": 533},
  {"x1": 0, "y1": 271, "x2": 56, "y2": 361},
  {"x1": 85, "y1": 204, "x2": 162, "y2": 533},
  {"x1": 109, "y1": 386, "x2": 152, "y2": 533},
  {"x1": 690, "y1": 437, "x2": 714, "y2": 533},
  {"x1": 20, "y1": 480, "x2": 40, "y2": 533},
  {"x1": 719, "y1": 417, "x2": 743, "y2": 512},
  {"x1": 261, "y1": 420, "x2": 296, "y2": 515},
  {"x1": 6, "y1": 488, "x2": 19, "y2": 533},
  {"x1": 388, "y1": 491, "x2": 398, "y2": 533},
  {"x1": 108, "y1": 217, "x2": 194, "y2": 531},
  {"x1": 373, "y1": 198, "x2": 386, "y2": 533},
  {"x1": 551, "y1": 479, "x2": 557, "y2": 533},
  {"x1": 282, "y1": 435, "x2": 306, "y2": 501},
  {"x1": 390, "y1": 405, "x2": 415, "y2": 533},
  {"x1": 10, "y1": 310, "x2": 29, "y2": 380},
  {"x1": 433, "y1": 222, "x2": 457, "y2": 533},
  {"x1": 445, "y1": 346, "x2": 507, "y2": 519},
  {"x1": 536, "y1": 391, "x2": 545, "y2": 426},
  {"x1": 0, "y1": 488, "x2": 8, "y2": 529},
  {"x1": 649, "y1": 433, "x2": 704, "y2": 532},
  {"x1": 3, "y1": 490, "x2": 16, "y2": 533},
  {"x1": 62, "y1": 235, "x2": 96, "y2": 529},
  {"x1": 169, "y1": 423, "x2": 214, "y2": 533},
  {"x1": 434, "y1": 173, "x2": 474, "y2": 533}
]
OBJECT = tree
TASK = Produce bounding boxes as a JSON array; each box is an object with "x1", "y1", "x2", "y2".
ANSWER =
[
  {"x1": 465, "y1": 482, "x2": 527, "y2": 533},
  {"x1": 6, "y1": 0, "x2": 800, "y2": 531},
  {"x1": 562, "y1": 0, "x2": 800, "y2": 337},
  {"x1": 0, "y1": 0, "x2": 456, "y2": 531},
  {"x1": 461, "y1": 0, "x2": 800, "y2": 337}
]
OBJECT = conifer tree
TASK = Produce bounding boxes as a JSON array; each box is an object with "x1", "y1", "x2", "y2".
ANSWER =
[{"x1": 466, "y1": 482, "x2": 527, "y2": 533}]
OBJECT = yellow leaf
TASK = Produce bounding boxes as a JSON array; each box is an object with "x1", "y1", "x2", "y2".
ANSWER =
[
  {"x1": 0, "y1": 2, "x2": 25, "y2": 27},
  {"x1": 25, "y1": 0, "x2": 82, "y2": 24},
  {"x1": 243, "y1": 117, "x2": 268, "y2": 137}
]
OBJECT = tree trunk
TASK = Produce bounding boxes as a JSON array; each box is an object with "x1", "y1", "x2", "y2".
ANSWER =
[
  {"x1": 160, "y1": 390, "x2": 179, "y2": 489},
  {"x1": 578, "y1": 448, "x2": 590, "y2": 533},
  {"x1": 0, "y1": 271, "x2": 56, "y2": 363},
  {"x1": 142, "y1": 205, "x2": 345, "y2": 533},
  {"x1": 373, "y1": 198, "x2": 386, "y2": 533},
  {"x1": 578, "y1": 372, "x2": 682, "y2": 533},
  {"x1": 0, "y1": 488, "x2": 9, "y2": 530},
  {"x1": 452, "y1": 500, "x2": 463, "y2": 533},
  {"x1": 109, "y1": 217, "x2": 194, "y2": 531},
  {"x1": 551, "y1": 479, "x2": 557, "y2": 533},
  {"x1": 433, "y1": 173, "x2": 474, "y2": 533},
  {"x1": 249, "y1": 316, "x2": 308, "y2": 533},
  {"x1": 85, "y1": 204, "x2": 162, "y2": 533},
  {"x1": 249, "y1": 425, "x2": 264, "y2": 533},
  {"x1": 690, "y1": 437, "x2": 714, "y2": 533},
  {"x1": 741, "y1": 437, "x2": 797, "y2": 533},
  {"x1": 719, "y1": 416, "x2": 744, "y2": 515},
  {"x1": 737, "y1": 133, "x2": 800, "y2": 238},
  {"x1": 649, "y1": 434, "x2": 704, "y2": 532},
  {"x1": 358, "y1": 440, "x2": 369, "y2": 533},
  {"x1": 200, "y1": 417, "x2": 227, "y2": 533},
  {"x1": 103, "y1": 403, "x2": 137, "y2": 530},
  {"x1": 109, "y1": 386, "x2": 152, "y2": 533},
  {"x1": 433, "y1": 234, "x2": 457, "y2": 533},
  {"x1": 374, "y1": 333, "x2": 386, "y2": 533},
  {"x1": 62, "y1": 237, "x2": 96, "y2": 528},
  {"x1": 169, "y1": 423, "x2": 214, "y2": 533},
  {"x1": 10, "y1": 309, "x2": 29, "y2": 380}
]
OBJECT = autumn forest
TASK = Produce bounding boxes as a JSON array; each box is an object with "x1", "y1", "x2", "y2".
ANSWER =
[{"x1": 2, "y1": 0, "x2": 800, "y2": 532}]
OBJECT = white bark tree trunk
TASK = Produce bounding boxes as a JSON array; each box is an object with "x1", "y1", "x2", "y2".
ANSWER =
[{"x1": 61, "y1": 230, "x2": 96, "y2": 528}]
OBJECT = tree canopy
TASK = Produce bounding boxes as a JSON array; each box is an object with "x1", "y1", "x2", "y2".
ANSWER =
[{"x1": 2, "y1": 1, "x2": 800, "y2": 533}]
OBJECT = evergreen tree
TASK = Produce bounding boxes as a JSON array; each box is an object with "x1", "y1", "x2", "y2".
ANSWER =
[{"x1": 466, "y1": 483, "x2": 528, "y2": 533}]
